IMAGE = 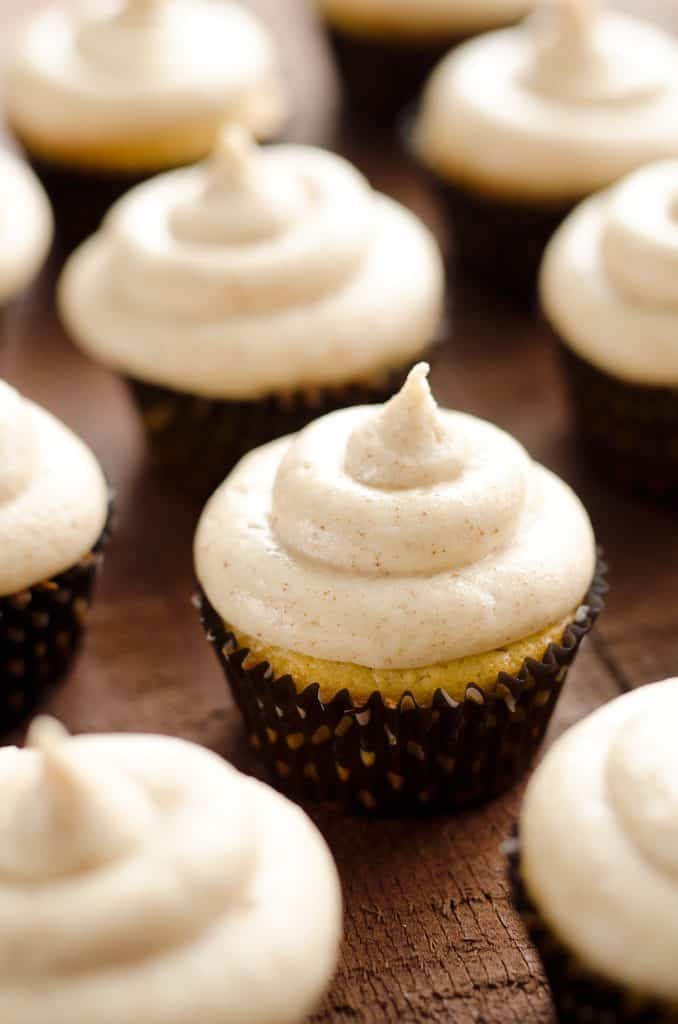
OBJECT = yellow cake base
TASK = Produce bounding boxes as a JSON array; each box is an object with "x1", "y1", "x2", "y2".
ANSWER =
[{"x1": 232, "y1": 614, "x2": 574, "y2": 705}]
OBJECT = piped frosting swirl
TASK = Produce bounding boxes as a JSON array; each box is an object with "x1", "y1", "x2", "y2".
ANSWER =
[
  {"x1": 195, "y1": 365, "x2": 596, "y2": 668},
  {"x1": 0, "y1": 380, "x2": 108, "y2": 596},
  {"x1": 521, "y1": 678, "x2": 678, "y2": 1003},
  {"x1": 0, "y1": 719, "x2": 341, "y2": 1024},
  {"x1": 59, "y1": 135, "x2": 443, "y2": 398},
  {"x1": 414, "y1": 1, "x2": 678, "y2": 199},
  {"x1": 541, "y1": 160, "x2": 678, "y2": 384},
  {"x1": 0, "y1": 149, "x2": 52, "y2": 306},
  {"x1": 5, "y1": 0, "x2": 287, "y2": 157}
]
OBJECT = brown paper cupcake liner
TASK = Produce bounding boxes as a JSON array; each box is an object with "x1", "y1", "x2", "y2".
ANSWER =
[
  {"x1": 556, "y1": 338, "x2": 678, "y2": 503},
  {"x1": 433, "y1": 177, "x2": 574, "y2": 303},
  {"x1": 507, "y1": 831, "x2": 678, "y2": 1023},
  {"x1": 327, "y1": 28, "x2": 461, "y2": 135},
  {"x1": 0, "y1": 500, "x2": 113, "y2": 732},
  {"x1": 198, "y1": 558, "x2": 606, "y2": 814},
  {"x1": 127, "y1": 363, "x2": 418, "y2": 498}
]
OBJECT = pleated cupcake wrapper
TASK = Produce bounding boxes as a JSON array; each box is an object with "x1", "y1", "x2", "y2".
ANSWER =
[
  {"x1": 418, "y1": 166, "x2": 575, "y2": 304},
  {"x1": 557, "y1": 338, "x2": 678, "y2": 503},
  {"x1": 198, "y1": 559, "x2": 606, "y2": 814},
  {"x1": 507, "y1": 831, "x2": 678, "y2": 1024},
  {"x1": 26, "y1": 155, "x2": 155, "y2": 255},
  {"x1": 127, "y1": 363, "x2": 417, "y2": 498},
  {"x1": 327, "y1": 28, "x2": 461, "y2": 135},
  {"x1": 0, "y1": 500, "x2": 113, "y2": 732}
]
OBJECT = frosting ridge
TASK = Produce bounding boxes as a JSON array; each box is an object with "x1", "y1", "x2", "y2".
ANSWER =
[{"x1": 195, "y1": 368, "x2": 596, "y2": 668}]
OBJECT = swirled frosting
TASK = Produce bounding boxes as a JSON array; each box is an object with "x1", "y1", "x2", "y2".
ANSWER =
[
  {"x1": 0, "y1": 380, "x2": 108, "y2": 596},
  {"x1": 59, "y1": 132, "x2": 443, "y2": 398},
  {"x1": 4, "y1": 1, "x2": 287, "y2": 162},
  {"x1": 195, "y1": 364, "x2": 596, "y2": 668},
  {"x1": 521, "y1": 678, "x2": 678, "y2": 1002},
  {"x1": 414, "y1": 1, "x2": 678, "y2": 199},
  {"x1": 541, "y1": 160, "x2": 678, "y2": 385},
  {"x1": 315, "y1": 0, "x2": 534, "y2": 38},
  {"x1": 0, "y1": 149, "x2": 52, "y2": 306},
  {"x1": 0, "y1": 717, "x2": 342, "y2": 1024}
]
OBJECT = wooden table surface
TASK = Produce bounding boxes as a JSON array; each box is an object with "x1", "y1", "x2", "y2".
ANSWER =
[{"x1": 2, "y1": 2, "x2": 677, "y2": 1021}]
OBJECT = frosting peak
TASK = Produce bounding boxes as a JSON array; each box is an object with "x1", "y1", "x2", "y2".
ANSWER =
[
  {"x1": 345, "y1": 363, "x2": 465, "y2": 489},
  {"x1": 77, "y1": 0, "x2": 176, "y2": 76}
]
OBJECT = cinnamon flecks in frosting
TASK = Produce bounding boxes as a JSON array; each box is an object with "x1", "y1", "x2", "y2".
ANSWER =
[
  {"x1": 0, "y1": 380, "x2": 108, "y2": 596},
  {"x1": 541, "y1": 161, "x2": 678, "y2": 385},
  {"x1": 195, "y1": 365, "x2": 596, "y2": 669},
  {"x1": 4, "y1": 1, "x2": 287, "y2": 158},
  {"x1": 0, "y1": 718, "x2": 342, "y2": 1024},
  {"x1": 59, "y1": 134, "x2": 443, "y2": 399},
  {"x1": 0, "y1": 149, "x2": 52, "y2": 306},
  {"x1": 521, "y1": 679, "x2": 678, "y2": 1003},
  {"x1": 414, "y1": 1, "x2": 678, "y2": 199},
  {"x1": 315, "y1": 0, "x2": 535, "y2": 38}
]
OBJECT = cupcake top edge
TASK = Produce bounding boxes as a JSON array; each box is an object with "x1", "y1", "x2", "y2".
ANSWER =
[
  {"x1": 413, "y1": 2, "x2": 678, "y2": 200},
  {"x1": 194, "y1": 364, "x2": 597, "y2": 670},
  {"x1": 0, "y1": 149, "x2": 52, "y2": 306},
  {"x1": 0, "y1": 379, "x2": 108, "y2": 595},
  {"x1": 4, "y1": 0, "x2": 287, "y2": 152},
  {"x1": 540, "y1": 159, "x2": 678, "y2": 386},
  {"x1": 520, "y1": 677, "x2": 678, "y2": 1004},
  {"x1": 58, "y1": 131, "x2": 444, "y2": 399},
  {"x1": 314, "y1": 0, "x2": 535, "y2": 38},
  {"x1": 0, "y1": 716, "x2": 342, "y2": 1024}
]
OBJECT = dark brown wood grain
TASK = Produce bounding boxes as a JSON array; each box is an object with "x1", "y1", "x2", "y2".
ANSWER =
[{"x1": 1, "y1": 2, "x2": 677, "y2": 1021}]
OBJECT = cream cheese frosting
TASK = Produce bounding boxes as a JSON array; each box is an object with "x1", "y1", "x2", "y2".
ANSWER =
[
  {"x1": 58, "y1": 131, "x2": 444, "y2": 399},
  {"x1": 521, "y1": 678, "x2": 678, "y2": 1003},
  {"x1": 414, "y1": 1, "x2": 678, "y2": 200},
  {"x1": 0, "y1": 149, "x2": 52, "y2": 307},
  {"x1": 0, "y1": 717, "x2": 342, "y2": 1024},
  {"x1": 195, "y1": 364, "x2": 596, "y2": 669},
  {"x1": 315, "y1": 0, "x2": 534, "y2": 38},
  {"x1": 541, "y1": 160, "x2": 678, "y2": 386},
  {"x1": 4, "y1": 0, "x2": 287, "y2": 156},
  {"x1": 0, "y1": 381, "x2": 108, "y2": 596}
]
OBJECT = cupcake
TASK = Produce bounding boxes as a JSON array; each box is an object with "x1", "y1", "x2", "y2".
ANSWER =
[
  {"x1": 0, "y1": 715, "x2": 342, "y2": 1023},
  {"x1": 0, "y1": 148, "x2": 53, "y2": 331},
  {"x1": 510, "y1": 678, "x2": 678, "y2": 1023},
  {"x1": 413, "y1": 0, "x2": 678, "y2": 301},
  {"x1": 314, "y1": 0, "x2": 534, "y2": 134},
  {"x1": 59, "y1": 128, "x2": 444, "y2": 496},
  {"x1": 4, "y1": 0, "x2": 287, "y2": 249},
  {"x1": 195, "y1": 363, "x2": 604, "y2": 813},
  {"x1": 541, "y1": 160, "x2": 678, "y2": 502},
  {"x1": 0, "y1": 380, "x2": 110, "y2": 730}
]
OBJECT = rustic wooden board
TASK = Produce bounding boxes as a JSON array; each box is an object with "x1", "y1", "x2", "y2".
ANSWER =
[{"x1": 1, "y1": 2, "x2": 677, "y2": 1021}]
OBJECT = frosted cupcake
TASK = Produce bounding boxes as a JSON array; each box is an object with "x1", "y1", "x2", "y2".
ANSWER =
[
  {"x1": 59, "y1": 129, "x2": 444, "y2": 496},
  {"x1": 413, "y1": 0, "x2": 678, "y2": 300},
  {"x1": 195, "y1": 364, "x2": 604, "y2": 813},
  {"x1": 510, "y1": 678, "x2": 678, "y2": 1024},
  {"x1": 0, "y1": 716, "x2": 342, "y2": 1023},
  {"x1": 314, "y1": 0, "x2": 534, "y2": 134},
  {"x1": 4, "y1": 0, "x2": 287, "y2": 248},
  {"x1": 0, "y1": 149, "x2": 53, "y2": 331},
  {"x1": 541, "y1": 161, "x2": 678, "y2": 501},
  {"x1": 0, "y1": 381, "x2": 110, "y2": 730}
]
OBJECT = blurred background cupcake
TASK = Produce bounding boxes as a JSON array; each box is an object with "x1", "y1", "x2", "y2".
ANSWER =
[
  {"x1": 413, "y1": 0, "x2": 678, "y2": 301},
  {"x1": 313, "y1": 0, "x2": 535, "y2": 136},
  {"x1": 195, "y1": 364, "x2": 604, "y2": 813},
  {"x1": 4, "y1": 0, "x2": 288, "y2": 250},
  {"x1": 0, "y1": 148, "x2": 52, "y2": 335},
  {"x1": 541, "y1": 161, "x2": 678, "y2": 503},
  {"x1": 0, "y1": 380, "x2": 110, "y2": 731},
  {"x1": 58, "y1": 127, "x2": 444, "y2": 496},
  {"x1": 510, "y1": 678, "x2": 678, "y2": 1024}
]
